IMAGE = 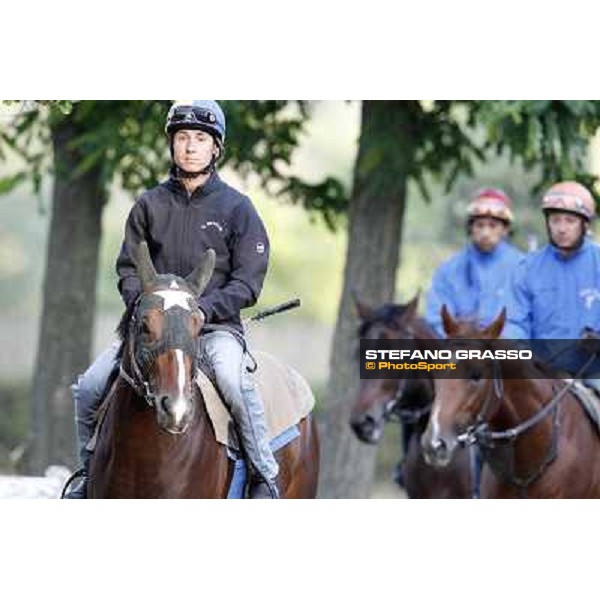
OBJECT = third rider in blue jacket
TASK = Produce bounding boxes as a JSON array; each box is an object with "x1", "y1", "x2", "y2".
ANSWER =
[{"x1": 426, "y1": 188, "x2": 523, "y2": 337}]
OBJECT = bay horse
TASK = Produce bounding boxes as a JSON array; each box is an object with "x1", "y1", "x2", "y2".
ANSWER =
[
  {"x1": 349, "y1": 295, "x2": 476, "y2": 498},
  {"x1": 89, "y1": 242, "x2": 320, "y2": 498},
  {"x1": 421, "y1": 306, "x2": 600, "y2": 498}
]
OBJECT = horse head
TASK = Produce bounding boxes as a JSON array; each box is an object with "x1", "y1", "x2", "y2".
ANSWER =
[
  {"x1": 122, "y1": 242, "x2": 215, "y2": 435},
  {"x1": 421, "y1": 305, "x2": 506, "y2": 467},
  {"x1": 349, "y1": 293, "x2": 430, "y2": 444}
]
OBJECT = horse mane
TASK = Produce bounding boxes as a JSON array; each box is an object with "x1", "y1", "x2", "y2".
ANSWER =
[
  {"x1": 358, "y1": 302, "x2": 437, "y2": 339},
  {"x1": 115, "y1": 301, "x2": 137, "y2": 359},
  {"x1": 358, "y1": 303, "x2": 400, "y2": 337}
]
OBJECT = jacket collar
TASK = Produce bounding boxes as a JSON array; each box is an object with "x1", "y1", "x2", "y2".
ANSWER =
[
  {"x1": 467, "y1": 239, "x2": 509, "y2": 261},
  {"x1": 548, "y1": 236, "x2": 591, "y2": 261},
  {"x1": 163, "y1": 170, "x2": 222, "y2": 201}
]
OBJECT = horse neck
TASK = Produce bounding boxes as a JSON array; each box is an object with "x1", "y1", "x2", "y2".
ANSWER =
[
  {"x1": 391, "y1": 317, "x2": 437, "y2": 410},
  {"x1": 487, "y1": 363, "x2": 557, "y2": 474}
]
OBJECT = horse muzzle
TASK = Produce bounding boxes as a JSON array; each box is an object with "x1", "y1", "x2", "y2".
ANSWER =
[
  {"x1": 420, "y1": 433, "x2": 456, "y2": 468},
  {"x1": 156, "y1": 394, "x2": 194, "y2": 435},
  {"x1": 350, "y1": 414, "x2": 384, "y2": 444}
]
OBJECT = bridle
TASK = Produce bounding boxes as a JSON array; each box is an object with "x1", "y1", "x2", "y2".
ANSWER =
[
  {"x1": 361, "y1": 313, "x2": 433, "y2": 426},
  {"x1": 119, "y1": 295, "x2": 200, "y2": 409},
  {"x1": 383, "y1": 383, "x2": 432, "y2": 425},
  {"x1": 456, "y1": 352, "x2": 597, "y2": 494}
]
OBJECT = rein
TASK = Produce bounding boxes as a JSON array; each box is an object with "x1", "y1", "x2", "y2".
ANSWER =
[{"x1": 457, "y1": 352, "x2": 598, "y2": 494}]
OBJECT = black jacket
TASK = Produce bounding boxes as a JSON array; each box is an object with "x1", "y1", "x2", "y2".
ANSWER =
[{"x1": 116, "y1": 172, "x2": 270, "y2": 333}]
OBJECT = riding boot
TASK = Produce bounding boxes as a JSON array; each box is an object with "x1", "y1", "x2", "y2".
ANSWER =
[
  {"x1": 63, "y1": 380, "x2": 97, "y2": 499},
  {"x1": 248, "y1": 469, "x2": 280, "y2": 499}
]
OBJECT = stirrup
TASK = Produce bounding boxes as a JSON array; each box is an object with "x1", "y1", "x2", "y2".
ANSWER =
[{"x1": 61, "y1": 467, "x2": 88, "y2": 499}]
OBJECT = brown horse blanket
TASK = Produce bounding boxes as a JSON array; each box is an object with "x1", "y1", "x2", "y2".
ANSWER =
[{"x1": 195, "y1": 351, "x2": 315, "y2": 450}]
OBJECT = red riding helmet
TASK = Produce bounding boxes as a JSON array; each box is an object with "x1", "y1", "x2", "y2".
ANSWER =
[{"x1": 467, "y1": 188, "x2": 514, "y2": 224}]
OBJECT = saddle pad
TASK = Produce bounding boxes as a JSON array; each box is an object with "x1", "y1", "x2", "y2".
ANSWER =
[
  {"x1": 566, "y1": 380, "x2": 600, "y2": 434},
  {"x1": 196, "y1": 350, "x2": 315, "y2": 449}
]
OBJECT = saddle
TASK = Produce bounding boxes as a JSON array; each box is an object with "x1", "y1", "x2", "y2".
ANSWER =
[
  {"x1": 196, "y1": 350, "x2": 315, "y2": 452},
  {"x1": 565, "y1": 379, "x2": 600, "y2": 435}
]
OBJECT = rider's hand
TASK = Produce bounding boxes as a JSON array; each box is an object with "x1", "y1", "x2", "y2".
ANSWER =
[{"x1": 579, "y1": 327, "x2": 600, "y2": 355}]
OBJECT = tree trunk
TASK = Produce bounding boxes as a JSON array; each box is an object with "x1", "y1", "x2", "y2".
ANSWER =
[
  {"x1": 319, "y1": 101, "x2": 419, "y2": 498},
  {"x1": 26, "y1": 116, "x2": 106, "y2": 473}
]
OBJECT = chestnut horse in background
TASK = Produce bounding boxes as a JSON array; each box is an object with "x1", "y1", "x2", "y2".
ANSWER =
[
  {"x1": 421, "y1": 306, "x2": 600, "y2": 498},
  {"x1": 89, "y1": 243, "x2": 320, "y2": 498},
  {"x1": 350, "y1": 295, "x2": 476, "y2": 498}
]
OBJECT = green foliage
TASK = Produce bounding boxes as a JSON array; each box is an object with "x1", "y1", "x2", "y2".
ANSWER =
[
  {"x1": 2, "y1": 99, "x2": 600, "y2": 229},
  {"x1": 222, "y1": 101, "x2": 349, "y2": 229},
  {"x1": 347, "y1": 100, "x2": 600, "y2": 209},
  {"x1": 0, "y1": 100, "x2": 350, "y2": 228},
  {"x1": 472, "y1": 100, "x2": 600, "y2": 197}
]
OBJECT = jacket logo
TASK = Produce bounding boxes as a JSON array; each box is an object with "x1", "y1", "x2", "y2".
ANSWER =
[
  {"x1": 200, "y1": 221, "x2": 224, "y2": 233},
  {"x1": 256, "y1": 243, "x2": 265, "y2": 254},
  {"x1": 580, "y1": 288, "x2": 600, "y2": 310}
]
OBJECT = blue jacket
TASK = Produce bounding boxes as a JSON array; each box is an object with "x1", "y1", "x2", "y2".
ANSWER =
[
  {"x1": 426, "y1": 240, "x2": 524, "y2": 338},
  {"x1": 504, "y1": 238, "x2": 600, "y2": 376}
]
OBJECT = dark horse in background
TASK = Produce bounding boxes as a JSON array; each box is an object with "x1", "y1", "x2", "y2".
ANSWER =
[
  {"x1": 89, "y1": 242, "x2": 320, "y2": 498},
  {"x1": 350, "y1": 294, "x2": 475, "y2": 498},
  {"x1": 421, "y1": 306, "x2": 600, "y2": 498}
]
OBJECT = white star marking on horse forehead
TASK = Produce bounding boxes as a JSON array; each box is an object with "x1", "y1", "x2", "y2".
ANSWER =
[{"x1": 153, "y1": 280, "x2": 194, "y2": 311}]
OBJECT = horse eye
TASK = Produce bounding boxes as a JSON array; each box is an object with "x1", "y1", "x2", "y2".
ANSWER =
[{"x1": 470, "y1": 370, "x2": 482, "y2": 383}]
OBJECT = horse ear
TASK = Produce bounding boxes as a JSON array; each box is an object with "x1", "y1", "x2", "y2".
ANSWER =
[
  {"x1": 483, "y1": 308, "x2": 506, "y2": 339},
  {"x1": 441, "y1": 304, "x2": 459, "y2": 337},
  {"x1": 405, "y1": 291, "x2": 420, "y2": 319},
  {"x1": 133, "y1": 242, "x2": 158, "y2": 291},
  {"x1": 186, "y1": 248, "x2": 216, "y2": 297},
  {"x1": 352, "y1": 289, "x2": 374, "y2": 321}
]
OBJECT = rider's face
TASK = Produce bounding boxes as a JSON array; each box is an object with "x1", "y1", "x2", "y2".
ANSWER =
[
  {"x1": 172, "y1": 129, "x2": 218, "y2": 173},
  {"x1": 469, "y1": 217, "x2": 509, "y2": 252},
  {"x1": 547, "y1": 211, "x2": 586, "y2": 250}
]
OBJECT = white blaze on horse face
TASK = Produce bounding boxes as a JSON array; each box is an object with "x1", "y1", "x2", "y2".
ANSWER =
[
  {"x1": 431, "y1": 403, "x2": 442, "y2": 442},
  {"x1": 171, "y1": 349, "x2": 189, "y2": 424},
  {"x1": 153, "y1": 280, "x2": 195, "y2": 311}
]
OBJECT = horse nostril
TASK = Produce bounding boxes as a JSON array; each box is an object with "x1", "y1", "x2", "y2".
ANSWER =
[
  {"x1": 159, "y1": 395, "x2": 170, "y2": 413},
  {"x1": 359, "y1": 415, "x2": 376, "y2": 434},
  {"x1": 433, "y1": 438, "x2": 447, "y2": 452}
]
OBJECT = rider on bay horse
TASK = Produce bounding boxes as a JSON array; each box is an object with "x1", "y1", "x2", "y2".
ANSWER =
[
  {"x1": 66, "y1": 100, "x2": 280, "y2": 499},
  {"x1": 425, "y1": 187, "x2": 524, "y2": 337},
  {"x1": 400, "y1": 188, "x2": 523, "y2": 491},
  {"x1": 504, "y1": 181, "x2": 600, "y2": 385}
]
